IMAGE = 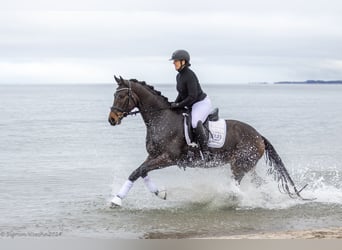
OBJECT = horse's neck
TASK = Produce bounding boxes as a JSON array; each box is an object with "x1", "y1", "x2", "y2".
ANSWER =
[
  {"x1": 135, "y1": 84, "x2": 169, "y2": 109},
  {"x1": 133, "y1": 84, "x2": 170, "y2": 125}
]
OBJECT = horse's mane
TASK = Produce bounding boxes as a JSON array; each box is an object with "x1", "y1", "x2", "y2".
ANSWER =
[{"x1": 129, "y1": 79, "x2": 169, "y2": 103}]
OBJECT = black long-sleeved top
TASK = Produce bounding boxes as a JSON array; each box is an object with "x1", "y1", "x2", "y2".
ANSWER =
[{"x1": 174, "y1": 67, "x2": 207, "y2": 108}]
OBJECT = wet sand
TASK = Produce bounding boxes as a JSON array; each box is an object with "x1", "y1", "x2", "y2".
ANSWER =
[{"x1": 198, "y1": 228, "x2": 342, "y2": 239}]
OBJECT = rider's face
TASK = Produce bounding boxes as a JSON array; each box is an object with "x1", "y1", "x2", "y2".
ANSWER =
[{"x1": 173, "y1": 60, "x2": 185, "y2": 71}]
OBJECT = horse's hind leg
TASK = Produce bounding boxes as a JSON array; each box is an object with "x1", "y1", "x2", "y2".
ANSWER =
[
  {"x1": 230, "y1": 150, "x2": 260, "y2": 184},
  {"x1": 231, "y1": 160, "x2": 253, "y2": 184},
  {"x1": 230, "y1": 137, "x2": 265, "y2": 184}
]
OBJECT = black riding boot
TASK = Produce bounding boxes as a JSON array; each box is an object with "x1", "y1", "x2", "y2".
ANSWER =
[{"x1": 195, "y1": 121, "x2": 210, "y2": 161}]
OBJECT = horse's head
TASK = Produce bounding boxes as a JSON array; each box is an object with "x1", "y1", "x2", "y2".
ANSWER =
[{"x1": 108, "y1": 76, "x2": 138, "y2": 126}]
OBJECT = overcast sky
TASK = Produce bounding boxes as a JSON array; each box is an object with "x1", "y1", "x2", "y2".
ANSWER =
[{"x1": 1, "y1": 0, "x2": 342, "y2": 84}]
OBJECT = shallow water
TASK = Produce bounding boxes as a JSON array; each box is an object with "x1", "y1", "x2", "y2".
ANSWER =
[{"x1": 0, "y1": 83, "x2": 342, "y2": 238}]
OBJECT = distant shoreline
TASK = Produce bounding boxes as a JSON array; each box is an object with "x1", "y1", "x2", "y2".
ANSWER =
[{"x1": 274, "y1": 80, "x2": 342, "y2": 84}]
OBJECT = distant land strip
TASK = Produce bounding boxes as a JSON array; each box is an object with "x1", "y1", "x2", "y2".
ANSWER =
[{"x1": 274, "y1": 80, "x2": 342, "y2": 84}]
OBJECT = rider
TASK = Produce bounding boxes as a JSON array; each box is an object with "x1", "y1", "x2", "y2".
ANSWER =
[{"x1": 169, "y1": 49, "x2": 212, "y2": 161}]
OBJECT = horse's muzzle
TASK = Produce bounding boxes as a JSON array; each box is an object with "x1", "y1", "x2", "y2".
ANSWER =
[
  {"x1": 108, "y1": 117, "x2": 118, "y2": 126},
  {"x1": 108, "y1": 112, "x2": 123, "y2": 126}
]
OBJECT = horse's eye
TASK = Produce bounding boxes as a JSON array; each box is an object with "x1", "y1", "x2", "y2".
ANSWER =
[{"x1": 115, "y1": 93, "x2": 124, "y2": 99}]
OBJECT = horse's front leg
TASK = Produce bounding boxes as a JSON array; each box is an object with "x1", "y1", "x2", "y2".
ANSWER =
[{"x1": 111, "y1": 154, "x2": 174, "y2": 207}]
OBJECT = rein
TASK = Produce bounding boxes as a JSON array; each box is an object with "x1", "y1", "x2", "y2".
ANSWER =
[
  {"x1": 128, "y1": 107, "x2": 170, "y2": 116},
  {"x1": 110, "y1": 106, "x2": 169, "y2": 117}
]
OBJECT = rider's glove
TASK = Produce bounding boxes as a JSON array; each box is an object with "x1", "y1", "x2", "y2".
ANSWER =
[{"x1": 170, "y1": 102, "x2": 180, "y2": 109}]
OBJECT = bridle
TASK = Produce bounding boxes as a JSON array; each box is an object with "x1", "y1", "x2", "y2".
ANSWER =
[
  {"x1": 110, "y1": 80, "x2": 171, "y2": 118},
  {"x1": 110, "y1": 80, "x2": 139, "y2": 117}
]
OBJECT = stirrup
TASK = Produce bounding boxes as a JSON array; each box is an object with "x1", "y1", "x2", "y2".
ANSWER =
[
  {"x1": 200, "y1": 150, "x2": 210, "y2": 162},
  {"x1": 189, "y1": 142, "x2": 199, "y2": 148}
]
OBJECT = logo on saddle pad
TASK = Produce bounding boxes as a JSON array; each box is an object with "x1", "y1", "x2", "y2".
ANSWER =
[
  {"x1": 207, "y1": 119, "x2": 226, "y2": 148},
  {"x1": 183, "y1": 117, "x2": 227, "y2": 149}
]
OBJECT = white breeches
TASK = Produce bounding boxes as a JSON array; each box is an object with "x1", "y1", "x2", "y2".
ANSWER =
[{"x1": 191, "y1": 97, "x2": 212, "y2": 128}]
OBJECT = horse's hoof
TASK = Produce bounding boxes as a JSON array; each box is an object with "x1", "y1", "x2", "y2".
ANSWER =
[
  {"x1": 155, "y1": 190, "x2": 167, "y2": 200},
  {"x1": 110, "y1": 196, "x2": 122, "y2": 207}
]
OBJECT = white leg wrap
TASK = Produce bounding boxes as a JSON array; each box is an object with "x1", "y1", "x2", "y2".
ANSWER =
[
  {"x1": 117, "y1": 180, "x2": 134, "y2": 199},
  {"x1": 156, "y1": 189, "x2": 167, "y2": 200},
  {"x1": 143, "y1": 176, "x2": 158, "y2": 194},
  {"x1": 110, "y1": 196, "x2": 122, "y2": 207},
  {"x1": 143, "y1": 176, "x2": 167, "y2": 200}
]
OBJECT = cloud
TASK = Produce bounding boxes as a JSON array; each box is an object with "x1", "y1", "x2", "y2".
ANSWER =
[
  {"x1": 0, "y1": 1, "x2": 342, "y2": 84},
  {"x1": 2, "y1": 0, "x2": 342, "y2": 14},
  {"x1": 1, "y1": 10, "x2": 341, "y2": 59}
]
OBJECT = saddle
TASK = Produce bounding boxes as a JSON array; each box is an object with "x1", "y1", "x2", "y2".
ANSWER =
[{"x1": 183, "y1": 108, "x2": 225, "y2": 148}]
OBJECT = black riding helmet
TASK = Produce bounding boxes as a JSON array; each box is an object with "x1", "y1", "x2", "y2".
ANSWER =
[{"x1": 169, "y1": 50, "x2": 190, "y2": 63}]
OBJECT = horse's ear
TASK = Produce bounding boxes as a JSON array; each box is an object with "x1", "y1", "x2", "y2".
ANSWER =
[
  {"x1": 114, "y1": 75, "x2": 120, "y2": 84},
  {"x1": 119, "y1": 76, "x2": 124, "y2": 82}
]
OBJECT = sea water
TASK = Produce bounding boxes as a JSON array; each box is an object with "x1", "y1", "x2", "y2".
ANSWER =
[{"x1": 0, "y1": 83, "x2": 341, "y2": 238}]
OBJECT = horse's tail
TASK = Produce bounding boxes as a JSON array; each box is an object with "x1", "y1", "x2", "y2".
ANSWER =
[{"x1": 262, "y1": 136, "x2": 310, "y2": 200}]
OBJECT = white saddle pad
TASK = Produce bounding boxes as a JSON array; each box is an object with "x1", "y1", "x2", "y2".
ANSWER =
[
  {"x1": 184, "y1": 118, "x2": 227, "y2": 149},
  {"x1": 208, "y1": 119, "x2": 226, "y2": 148}
]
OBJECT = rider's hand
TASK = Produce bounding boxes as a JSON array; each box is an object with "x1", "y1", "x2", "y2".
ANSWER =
[{"x1": 170, "y1": 102, "x2": 180, "y2": 109}]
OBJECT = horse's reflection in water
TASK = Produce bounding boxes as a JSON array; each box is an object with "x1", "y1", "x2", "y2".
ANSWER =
[{"x1": 108, "y1": 76, "x2": 312, "y2": 207}]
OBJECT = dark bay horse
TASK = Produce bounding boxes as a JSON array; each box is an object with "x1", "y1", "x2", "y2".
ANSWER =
[{"x1": 108, "y1": 76, "x2": 310, "y2": 207}]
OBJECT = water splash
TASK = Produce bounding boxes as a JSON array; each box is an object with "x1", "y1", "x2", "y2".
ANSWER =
[{"x1": 110, "y1": 160, "x2": 342, "y2": 211}]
